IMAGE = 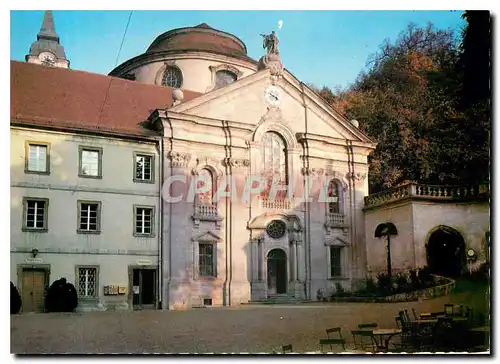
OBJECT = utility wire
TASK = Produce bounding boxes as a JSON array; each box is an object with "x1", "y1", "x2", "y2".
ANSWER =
[{"x1": 97, "y1": 10, "x2": 134, "y2": 126}]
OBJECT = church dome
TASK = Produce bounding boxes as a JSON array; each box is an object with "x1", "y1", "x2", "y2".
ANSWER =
[{"x1": 146, "y1": 23, "x2": 251, "y2": 61}]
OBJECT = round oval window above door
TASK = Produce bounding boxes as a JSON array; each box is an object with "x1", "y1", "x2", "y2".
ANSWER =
[{"x1": 266, "y1": 220, "x2": 287, "y2": 239}]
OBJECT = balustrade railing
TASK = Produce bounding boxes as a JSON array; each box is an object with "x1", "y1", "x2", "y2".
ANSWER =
[
  {"x1": 261, "y1": 198, "x2": 291, "y2": 210},
  {"x1": 195, "y1": 204, "x2": 219, "y2": 217},
  {"x1": 364, "y1": 183, "x2": 488, "y2": 209},
  {"x1": 326, "y1": 213, "x2": 345, "y2": 227}
]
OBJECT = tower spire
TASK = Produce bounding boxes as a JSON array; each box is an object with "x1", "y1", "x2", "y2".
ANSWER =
[
  {"x1": 38, "y1": 10, "x2": 59, "y2": 42},
  {"x1": 26, "y1": 10, "x2": 69, "y2": 68}
]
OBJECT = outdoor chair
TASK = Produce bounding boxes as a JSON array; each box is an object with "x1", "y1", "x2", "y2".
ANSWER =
[
  {"x1": 326, "y1": 327, "x2": 344, "y2": 340},
  {"x1": 324, "y1": 327, "x2": 346, "y2": 351},
  {"x1": 399, "y1": 311, "x2": 410, "y2": 324},
  {"x1": 351, "y1": 329, "x2": 377, "y2": 352},
  {"x1": 319, "y1": 338, "x2": 346, "y2": 353},
  {"x1": 404, "y1": 309, "x2": 412, "y2": 322},
  {"x1": 433, "y1": 317, "x2": 456, "y2": 350},
  {"x1": 411, "y1": 308, "x2": 418, "y2": 321},
  {"x1": 444, "y1": 304, "x2": 454, "y2": 317},
  {"x1": 395, "y1": 317, "x2": 415, "y2": 350}
]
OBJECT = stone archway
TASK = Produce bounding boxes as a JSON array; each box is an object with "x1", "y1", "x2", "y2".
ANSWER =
[
  {"x1": 426, "y1": 226, "x2": 466, "y2": 277},
  {"x1": 267, "y1": 248, "x2": 287, "y2": 295}
]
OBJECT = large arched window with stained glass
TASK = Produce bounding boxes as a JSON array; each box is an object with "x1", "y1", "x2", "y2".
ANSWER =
[{"x1": 261, "y1": 132, "x2": 287, "y2": 199}]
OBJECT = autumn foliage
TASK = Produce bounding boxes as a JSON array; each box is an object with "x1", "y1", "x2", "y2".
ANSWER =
[{"x1": 312, "y1": 15, "x2": 490, "y2": 193}]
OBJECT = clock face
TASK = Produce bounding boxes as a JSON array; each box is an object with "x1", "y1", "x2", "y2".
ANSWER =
[
  {"x1": 39, "y1": 52, "x2": 56, "y2": 66},
  {"x1": 265, "y1": 86, "x2": 282, "y2": 106}
]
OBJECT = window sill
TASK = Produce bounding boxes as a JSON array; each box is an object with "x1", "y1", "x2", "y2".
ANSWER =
[
  {"x1": 191, "y1": 214, "x2": 223, "y2": 222},
  {"x1": 328, "y1": 277, "x2": 349, "y2": 281},
  {"x1": 22, "y1": 228, "x2": 48, "y2": 233},
  {"x1": 133, "y1": 178, "x2": 155, "y2": 184},
  {"x1": 77, "y1": 230, "x2": 101, "y2": 235},
  {"x1": 78, "y1": 297, "x2": 99, "y2": 302},
  {"x1": 196, "y1": 276, "x2": 218, "y2": 281},
  {"x1": 78, "y1": 174, "x2": 102, "y2": 179},
  {"x1": 24, "y1": 170, "x2": 50, "y2": 176},
  {"x1": 133, "y1": 233, "x2": 156, "y2": 238}
]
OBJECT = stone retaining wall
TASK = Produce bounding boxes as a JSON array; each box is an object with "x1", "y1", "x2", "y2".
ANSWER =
[{"x1": 329, "y1": 275, "x2": 455, "y2": 303}]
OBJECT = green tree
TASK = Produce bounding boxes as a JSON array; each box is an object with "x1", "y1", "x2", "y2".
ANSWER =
[{"x1": 311, "y1": 19, "x2": 490, "y2": 193}]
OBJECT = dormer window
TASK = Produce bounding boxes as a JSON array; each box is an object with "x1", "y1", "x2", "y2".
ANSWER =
[
  {"x1": 215, "y1": 70, "x2": 237, "y2": 89},
  {"x1": 162, "y1": 66, "x2": 183, "y2": 88}
]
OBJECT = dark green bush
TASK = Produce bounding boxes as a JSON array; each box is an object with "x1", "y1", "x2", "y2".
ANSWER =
[
  {"x1": 418, "y1": 266, "x2": 434, "y2": 287},
  {"x1": 376, "y1": 272, "x2": 392, "y2": 295}
]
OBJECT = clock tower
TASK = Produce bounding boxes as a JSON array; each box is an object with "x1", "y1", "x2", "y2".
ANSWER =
[{"x1": 26, "y1": 11, "x2": 70, "y2": 68}]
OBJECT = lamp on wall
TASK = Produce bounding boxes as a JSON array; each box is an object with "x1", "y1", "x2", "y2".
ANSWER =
[{"x1": 31, "y1": 248, "x2": 39, "y2": 258}]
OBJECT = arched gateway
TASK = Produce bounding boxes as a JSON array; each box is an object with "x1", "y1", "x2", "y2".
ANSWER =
[
  {"x1": 267, "y1": 248, "x2": 287, "y2": 294},
  {"x1": 426, "y1": 226, "x2": 466, "y2": 277}
]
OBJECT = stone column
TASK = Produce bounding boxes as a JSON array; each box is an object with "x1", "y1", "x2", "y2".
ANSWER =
[
  {"x1": 296, "y1": 239, "x2": 303, "y2": 282},
  {"x1": 289, "y1": 238, "x2": 297, "y2": 282},
  {"x1": 258, "y1": 239, "x2": 263, "y2": 281},
  {"x1": 251, "y1": 238, "x2": 259, "y2": 282}
]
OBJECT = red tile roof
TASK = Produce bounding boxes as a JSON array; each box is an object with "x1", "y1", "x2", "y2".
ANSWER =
[{"x1": 10, "y1": 61, "x2": 202, "y2": 138}]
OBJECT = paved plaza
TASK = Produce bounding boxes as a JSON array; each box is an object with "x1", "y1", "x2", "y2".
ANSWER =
[{"x1": 10, "y1": 294, "x2": 468, "y2": 354}]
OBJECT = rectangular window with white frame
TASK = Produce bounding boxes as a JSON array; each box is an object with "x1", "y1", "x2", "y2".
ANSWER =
[
  {"x1": 79, "y1": 146, "x2": 102, "y2": 178},
  {"x1": 330, "y1": 246, "x2": 343, "y2": 278},
  {"x1": 25, "y1": 142, "x2": 50, "y2": 174},
  {"x1": 76, "y1": 266, "x2": 98, "y2": 298},
  {"x1": 134, "y1": 153, "x2": 154, "y2": 183},
  {"x1": 134, "y1": 205, "x2": 155, "y2": 237},
  {"x1": 199, "y1": 242, "x2": 216, "y2": 278},
  {"x1": 22, "y1": 197, "x2": 49, "y2": 231},
  {"x1": 77, "y1": 201, "x2": 101, "y2": 234}
]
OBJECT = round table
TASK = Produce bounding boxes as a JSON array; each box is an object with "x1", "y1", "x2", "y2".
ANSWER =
[{"x1": 371, "y1": 329, "x2": 402, "y2": 351}]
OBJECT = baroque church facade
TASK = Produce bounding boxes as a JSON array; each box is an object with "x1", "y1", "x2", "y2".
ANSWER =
[{"x1": 12, "y1": 12, "x2": 487, "y2": 312}]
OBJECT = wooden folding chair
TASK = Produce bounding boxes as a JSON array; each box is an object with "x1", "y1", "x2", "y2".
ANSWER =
[
  {"x1": 411, "y1": 308, "x2": 418, "y2": 321},
  {"x1": 444, "y1": 304, "x2": 454, "y2": 317},
  {"x1": 351, "y1": 329, "x2": 377, "y2": 352},
  {"x1": 319, "y1": 338, "x2": 346, "y2": 352},
  {"x1": 326, "y1": 327, "x2": 344, "y2": 340}
]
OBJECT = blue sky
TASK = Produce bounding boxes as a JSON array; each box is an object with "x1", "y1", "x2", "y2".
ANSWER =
[{"x1": 10, "y1": 10, "x2": 465, "y2": 90}]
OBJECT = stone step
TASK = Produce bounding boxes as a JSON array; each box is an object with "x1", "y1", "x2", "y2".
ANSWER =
[{"x1": 245, "y1": 296, "x2": 310, "y2": 305}]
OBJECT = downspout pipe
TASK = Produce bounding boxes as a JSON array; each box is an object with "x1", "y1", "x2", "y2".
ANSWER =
[
  {"x1": 157, "y1": 136, "x2": 163, "y2": 309},
  {"x1": 300, "y1": 82, "x2": 311, "y2": 300}
]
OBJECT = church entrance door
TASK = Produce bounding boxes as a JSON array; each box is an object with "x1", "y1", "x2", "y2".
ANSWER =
[{"x1": 267, "y1": 249, "x2": 287, "y2": 295}]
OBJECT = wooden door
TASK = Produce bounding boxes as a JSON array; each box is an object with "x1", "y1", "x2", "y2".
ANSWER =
[
  {"x1": 21, "y1": 269, "x2": 46, "y2": 312},
  {"x1": 132, "y1": 269, "x2": 156, "y2": 310}
]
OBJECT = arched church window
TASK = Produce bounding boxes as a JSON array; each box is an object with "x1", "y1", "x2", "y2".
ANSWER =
[
  {"x1": 162, "y1": 66, "x2": 183, "y2": 88},
  {"x1": 197, "y1": 168, "x2": 214, "y2": 205},
  {"x1": 261, "y1": 132, "x2": 287, "y2": 184},
  {"x1": 215, "y1": 70, "x2": 237, "y2": 89},
  {"x1": 328, "y1": 180, "x2": 340, "y2": 214}
]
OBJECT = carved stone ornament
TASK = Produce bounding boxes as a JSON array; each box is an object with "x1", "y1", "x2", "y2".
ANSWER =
[
  {"x1": 346, "y1": 172, "x2": 367, "y2": 183},
  {"x1": 222, "y1": 158, "x2": 250, "y2": 169},
  {"x1": 169, "y1": 151, "x2": 191, "y2": 168},
  {"x1": 191, "y1": 157, "x2": 224, "y2": 178},
  {"x1": 300, "y1": 167, "x2": 325, "y2": 176},
  {"x1": 258, "y1": 53, "x2": 284, "y2": 84}
]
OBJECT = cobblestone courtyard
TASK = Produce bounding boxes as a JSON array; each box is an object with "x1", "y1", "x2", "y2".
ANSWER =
[{"x1": 10, "y1": 293, "x2": 477, "y2": 354}]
